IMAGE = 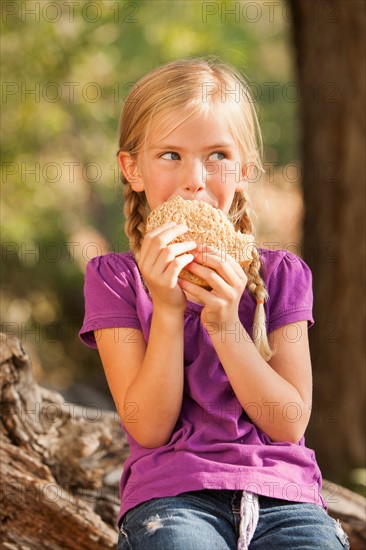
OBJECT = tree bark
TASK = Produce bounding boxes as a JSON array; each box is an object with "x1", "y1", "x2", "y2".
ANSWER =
[
  {"x1": 290, "y1": 0, "x2": 366, "y2": 484},
  {"x1": 1, "y1": 333, "x2": 365, "y2": 549},
  {"x1": 0, "y1": 333, "x2": 129, "y2": 549}
]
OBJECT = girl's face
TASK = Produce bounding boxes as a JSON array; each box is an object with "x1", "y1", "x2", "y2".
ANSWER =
[{"x1": 119, "y1": 109, "x2": 247, "y2": 214}]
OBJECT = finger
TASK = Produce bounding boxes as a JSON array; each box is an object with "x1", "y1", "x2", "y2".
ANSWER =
[
  {"x1": 195, "y1": 244, "x2": 236, "y2": 265},
  {"x1": 142, "y1": 223, "x2": 188, "y2": 259},
  {"x1": 144, "y1": 220, "x2": 177, "y2": 238},
  {"x1": 161, "y1": 253, "x2": 195, "y2": 287},
  {"x1": 145, "y1": 221, "x2": 187, "y2": 241},
  {"x1": 140, "y1": 223, "x2": 189, "y2": 268},
  {"x1": 144, "y1": 239, "x2": 196, "y2": 276},
  {"x1": 194, "y1": 246, "x2": 245, "y2": 280},
  {"x1": 168, "y1": 240, "x2": 197, "y2": 256},
  {"x1": 187, "y1": 252, "x2": 248, "y2": 296},
  {"x1": 178, "y1": 276, "x2": 206, "y2": 294},
  {"x1": 185, "y1": 261, "x2": 232, "y2": 293},
  {"x1": 178, "y1": 277, "x2": 210, "y2": 301},
  {"x1": 150, "y1": 243, "x2": 195, "y2": 278},
  {"x1": 194, "y1": 247, "x2": 241, "y2": 276}
]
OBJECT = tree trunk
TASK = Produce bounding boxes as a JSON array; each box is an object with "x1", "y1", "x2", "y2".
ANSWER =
[
  {"x1": 290, "y1": 0, "x2": 366, "y2": 484},
  {"x1": 1, "y1": 333, "x2": 365, "y2": 549}
]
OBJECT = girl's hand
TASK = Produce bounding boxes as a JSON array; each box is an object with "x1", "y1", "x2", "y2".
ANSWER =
[
  {"x1": 178, "y1": 244, "x2": 248, "y2": 329},
  {"x1": 138, "y1": 221, "x2": 197, "y2": 312}
]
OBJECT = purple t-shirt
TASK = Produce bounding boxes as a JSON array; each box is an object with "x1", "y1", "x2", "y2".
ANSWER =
[{"x1": 79, "y1": 248, "x2": 326, "y2": 527}]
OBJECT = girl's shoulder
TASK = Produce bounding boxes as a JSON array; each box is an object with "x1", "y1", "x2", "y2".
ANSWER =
[
  {"x1": 257, "y1": 248, "x2": 314, "y2": 332},
  {"x1": 85, "y1": 250, "x2": 138, "y2": 278},
  {"x1": 80, "y1": 251, "x2": 144, "y2": 349},
  {"x1": 83, "y1": 251, "x2": 142, "y2": 296},
  {"x1": 86, "y1": 249, "x2": 136, "y2": 266},
  {"x1": 258, "y1": 247, "x2": 312, "y2": 286}
]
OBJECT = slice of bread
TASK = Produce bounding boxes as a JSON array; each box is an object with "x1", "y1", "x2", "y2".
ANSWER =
[{"x1": 146, "y1": 195, "x2": 254, "y2": 289}]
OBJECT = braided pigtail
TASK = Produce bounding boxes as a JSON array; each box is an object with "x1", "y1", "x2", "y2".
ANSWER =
[
  {"x1": 123, "y1": 183, "x2": 148, "y2": 259},
  {"x1": 230, "y1": 191, "x2": 275, "y2": 362},
  {"x1": 246, "y1": 247, "x2": 274, "y2": 362},
  {"x1": 230, "y1": 190, "x2": 254, "y2": 235}
]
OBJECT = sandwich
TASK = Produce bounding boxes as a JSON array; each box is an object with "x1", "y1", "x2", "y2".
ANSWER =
[{"x1": 145, "y1": 195, "x2": 254, "y2": 289}]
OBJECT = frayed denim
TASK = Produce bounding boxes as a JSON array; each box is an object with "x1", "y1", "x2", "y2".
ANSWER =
[{"x1": 118, "y1": 489, "x2": 349, "y2": 550}]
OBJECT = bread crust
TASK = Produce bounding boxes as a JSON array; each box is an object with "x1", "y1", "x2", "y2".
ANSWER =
[{"x1": 146, "y1": 195, "x2": 254, "y2": 289}]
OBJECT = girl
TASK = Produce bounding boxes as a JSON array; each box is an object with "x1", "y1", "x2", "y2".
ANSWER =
[{"x1": 79, "y1": 58, "x2": 349, "y2": 549}]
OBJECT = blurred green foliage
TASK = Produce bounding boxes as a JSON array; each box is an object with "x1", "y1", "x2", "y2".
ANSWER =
[{"x1": 1, "y1": 0, "x2": 298, "y2": 394}]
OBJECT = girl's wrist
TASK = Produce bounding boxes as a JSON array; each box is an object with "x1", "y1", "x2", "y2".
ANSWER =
[
  {"x1": 203, "y1": 314, "x2": 242, "y2": 340},
  {"x1": 202, "y1": 310, "x2": 241, "y2": 327},
  {"x1": 152, "y1": 302, "x2": 186, "y2": 323}
]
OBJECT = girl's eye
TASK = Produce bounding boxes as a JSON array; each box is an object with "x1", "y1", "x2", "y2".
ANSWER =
[
  {"x1": 209, "y1": 152, "x2": 226, "y2": 161},
  {"x1": 161, "y1": 152, "x2": 180, "y2": 161}
]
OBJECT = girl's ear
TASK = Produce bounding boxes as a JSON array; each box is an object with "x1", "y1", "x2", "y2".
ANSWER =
[
  {"x1": 235, "y1": 162, "x2": 255, "y2": 193},
  {"x1": 118, "y1": 151, "x2": 144, "y2": 192},
  {"x1": 235, "y1": 162, "x2": 249, "y2": 192}
]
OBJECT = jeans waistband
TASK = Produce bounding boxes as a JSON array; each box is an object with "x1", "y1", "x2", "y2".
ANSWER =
[{"x1": 258, "y1": 495, "x2": 300, "y2": 508}]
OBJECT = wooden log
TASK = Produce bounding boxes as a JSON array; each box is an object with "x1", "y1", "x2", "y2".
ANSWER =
[
  {"x1": 1, "y1": 333, "x2": 365, "y2": 549},
  {"x1": 0, "y1": 333, "x2": 126, "y2": 549},
  {"x1": 321, "y1": 480, "x2": 366, "y2": 549}
]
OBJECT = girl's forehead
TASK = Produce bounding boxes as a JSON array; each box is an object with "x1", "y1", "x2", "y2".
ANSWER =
[{"x1": 144, "y1": 106, "x2": 238, "y2": 146}]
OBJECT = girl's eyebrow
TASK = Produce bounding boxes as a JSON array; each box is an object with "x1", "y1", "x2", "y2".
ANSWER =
[
  {"x1": 151, "y1": 142, "x2": 234, "y2": 151},
  {"x1": 205, "y1": 143, "x2": 234, "y2": 150}
]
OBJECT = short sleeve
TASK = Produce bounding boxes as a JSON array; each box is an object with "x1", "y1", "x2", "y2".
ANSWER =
[
  {"x1": 266, "y1": 251, "x2": 314, "y2": 334},
  {"x1": 79, "y1": 254, "x2": 142, "y2": 348}
]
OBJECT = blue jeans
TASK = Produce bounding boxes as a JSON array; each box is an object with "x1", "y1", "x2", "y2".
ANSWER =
[{"x1": 118, "y1": 489, "x2": 349, "y2": 549}]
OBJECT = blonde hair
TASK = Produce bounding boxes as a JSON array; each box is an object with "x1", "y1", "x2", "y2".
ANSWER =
[{"x1": 118, "y1": 57, "x2": 274, "y2": 361}]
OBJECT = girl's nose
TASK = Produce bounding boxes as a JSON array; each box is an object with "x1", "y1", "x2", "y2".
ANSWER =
[{"x1": 183, "y1": 162, "x2": 206, "y2": 195}]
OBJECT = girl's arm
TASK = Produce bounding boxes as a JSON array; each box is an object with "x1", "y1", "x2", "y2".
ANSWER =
[
  {"x1": 95, "y1": 309, "x2": 185, "y2": 449},
  {"x1": 95, "y1": 222, "x2": 196, "y2": 449},
  {"x1": 180, "y1": 245, "x2": 312, "y2": 443},
  {"x1": 209, "y1": 320, "x2": 312, "y2": 443}
]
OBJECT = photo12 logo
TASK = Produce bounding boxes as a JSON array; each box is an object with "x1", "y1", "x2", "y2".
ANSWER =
[
  {"x1": 1, "y1": 1, "x2": 139, "y2": 24},
  {"x1": 201, "y1": 1, "x2": 339, "y2": 24},
  {"x1": 201, "y1": 1, "x2": 293, "y2": 24}
]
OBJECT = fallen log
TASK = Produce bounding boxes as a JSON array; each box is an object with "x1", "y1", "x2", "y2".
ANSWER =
[
  {"x1": 0, "y1": 333, "x2": 125, "y2": 549},
  {"x1": 1, "y1": 333, "x2": 365, "y2": 549}
]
